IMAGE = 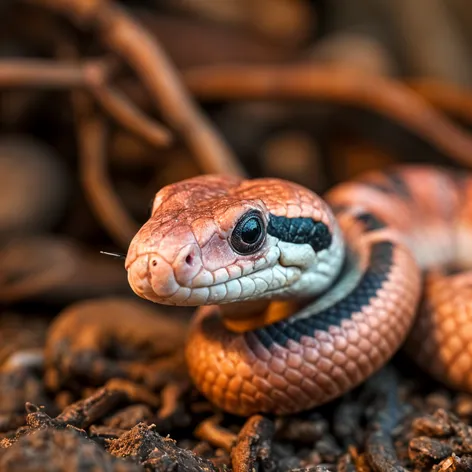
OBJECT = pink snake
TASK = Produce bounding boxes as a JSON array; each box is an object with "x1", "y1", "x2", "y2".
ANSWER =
[{"x1": 125, "y1": 165, "x2": 472, "y2": 416}]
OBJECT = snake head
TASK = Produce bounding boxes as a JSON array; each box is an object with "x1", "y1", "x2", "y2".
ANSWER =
[{"x1": 126, "y1": 175, "x2": 345, "y2": 306}]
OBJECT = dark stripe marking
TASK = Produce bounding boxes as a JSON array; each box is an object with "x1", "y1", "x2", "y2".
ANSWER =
[
  {"x1": 362, "y1": 172, "x2": 411, "y2": 201},
  {"x1": 383, "y1": 173, "x2": 412, "y2": 200},
  {"x1": 251, "y1": 241, "x2": 394, "y2": 348},
  {"x1": 450, "y1": 168, "x2": 471, "y2": 207},
  {"x1": 332, "y1": 205, "x2": 386, "y2": 231},
  {"x1": 267, "y1": 214, "x2": 332, "y2": 252},
  {"x1": 355, "y1": 212, "x2": 386, "y2": 231}
]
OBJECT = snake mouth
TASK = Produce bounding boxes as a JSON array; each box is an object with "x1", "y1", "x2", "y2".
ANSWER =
[
  {"x1": 126, "y1": 253, "x2": 159, "y2": 302},
  {"x1": 127, "y1": 251, "x2": 301, "y2": 306}
]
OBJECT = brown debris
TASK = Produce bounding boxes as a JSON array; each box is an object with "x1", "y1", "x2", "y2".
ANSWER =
[
  {"x1": 363, "y1": 370, "x2": 407, "y2": 472},
  {"x1": 409, "y1": 437, "x2": 453, "y2": 469},
  {"x1": 104, "y1": 404, "x2": 154, "y2": 431},
  {"x1": 194, "y1": 415, "x2": 237, "y2": 452},
  {"x1": 0, "y1": 427, "x2": 141, "y2": 472},
  {"x1": 0, "y1": 313, "x2": 47, "y2": 367},
  {"x1": 412, "y1": 412, "x2": 454, "y2": 437},
  {"x1": 404, "y1": 409, "x2": 472, "y2": 471},
  {"x1": 455, "y1": 395, "x2": 472, "y2": 419},
  {"x1": 275, "y1": 414, "x2": 329, "y2": 445},
  {"x1": 0, "y1": 352, "x2": 51, "y2": 433},
  {"x1": 154, "y1": 380, "x2": 192, "y2": 432},
  {"x1": 44, "y1": 298, "x2": 188, "y2": 391},
  {"x1": 107, "y1": 423, "x2": 218, "y2": 472},
  {"x1": 231, "y1": 415, "x2": 276, "y2": 472},
  {"x1": 55, "y1": 379, "x2": 160, "y2": 429}
]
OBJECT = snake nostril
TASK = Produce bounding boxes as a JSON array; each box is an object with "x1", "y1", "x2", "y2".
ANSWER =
[
  {"x1": 151, "y1": 258, "x2": 158, "y2": 267},
  {"x1": 185, "y1": 254, "x2": 193, "y2": 265}
]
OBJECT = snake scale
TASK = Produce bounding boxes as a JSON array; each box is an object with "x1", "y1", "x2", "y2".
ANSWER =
[{"x1": 125, "y1": 165, "x2": 472, "y2": 416}]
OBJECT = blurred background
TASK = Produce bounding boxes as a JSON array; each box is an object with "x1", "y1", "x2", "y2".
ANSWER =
[
  {"x1": 2, "y1": 0, "x2": 472, "y2": 318},
  {"x1": 2, "y1": 1, "x2": 472, "y2": 470}
]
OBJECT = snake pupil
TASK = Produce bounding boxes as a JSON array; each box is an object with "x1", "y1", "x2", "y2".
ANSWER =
[
  {"x1": 230, "y1": 210, "x2": 265, "y2": 254},
  {"x1": 241, "y1": 218, "x2": 261, "y2": 244}
]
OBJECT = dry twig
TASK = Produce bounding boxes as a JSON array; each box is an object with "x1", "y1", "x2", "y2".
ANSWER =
[
  {"x1": 194, "y1": 415, "x2": 236, "y2": 452},
  {"x1": 184, "y1": 64, "x2": 472, "y2": 168},
  {"x1": 408, "y1": 78, "x2": 472, "y2": 125},
  {"x1": 231, "y1": 415, "x2": 275, "y2": 472},
  {"x1": 73, "y1": 91, "x2": 140, "y2": 246},
  {"x1": 0, "y1": 59, "x2": 99, "y2": 87},
  {"x1": 25, "y1": 0, "x2": 244, "y2": 176},
  {"x1": 91, "y1": 84, "x2": 173, "y2": 148},
  {"x1": 0, "y1": 59, "x2": 173, "y2": 150}
]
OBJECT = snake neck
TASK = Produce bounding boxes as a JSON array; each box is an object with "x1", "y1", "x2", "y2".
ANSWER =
[{"x1": 220, "y1": 299, "x2": 302, "y2": 332}]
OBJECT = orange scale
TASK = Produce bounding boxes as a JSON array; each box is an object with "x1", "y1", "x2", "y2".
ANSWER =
[
  {"x1": 252, "y1": 375, "x2": 273, "y2": 394},
  {"x1": 285, "y1": 339, "x2": 304, "y2": 354},
  {"x1": 358, "y1": 338, "x2": 374, "y2": 354},
  {"x1": 227, "y1": 375, "x2": 243, "y2": 394},
  {"x1": 236, "y1": 361, "x2": 254, "y2": 379},
  {"x1": 302, "y1": 346, "x2": 320, "y2": 364},
  {"x1": 313, "y1": 372, "x2": 339, "y2": 397},
  {"x1": 267, "y1": 372, "x2": 290, "y2": 391},
  {"x1": 204, "y1": 370, "x2": 216, "y2": 383},
  {"x1": 254, "y1": 391, "x2": 275, "y2": 410},
  {"x1": 330, "y1": 366, "x2": 352, "y2": 391},
  {"x1": 345, "y1": 344, "x2": 361, "y2": 360},
  {"x1": 356, "y1": 322, "x2": 372, "y2": 338},
  {"x1": 239, "y1": 393, "x2": 257, "y2": 408},
  {"x1": 314, "y1": 330, "x2": 333, "y2": 343},
  {"x1": 220, "y1": 359, "x2": 237, "y2": 376},
  {"x1": 332, "y1": 335, "x2": 348, "y2": 352},
  {"x1": 287, "y1": 385, "x2": 311, "y2": 404},
  {"x1": 313, "y1": 357, "x2": 334, "y2": 375},
  {"x1": 356, "y1": 353, "x2": 374, "y2": 375},
  {"x1": 241, "y1": 380, "x2": 258, "y2": 397},
  {"x1": 331, "y1": 350, "x2": 348, "y2": 367},
  {"x1": 345, "y1": 329, "x2": 361, "y2": 345},
  {"x1": 252, "y1": 360, "x2": 270, "y2": 377},
  {"x1": 300, "y1": 379, "x2": 323, "y2": 402},
  {"x1": 286, "y1": 352, "x2": 303, "y2": 369},
  {"x1": 284, "y1": 367, "x2": 304, "y2": 385},
  {"x1": 215, "y1": 373, "x2": 229, "y2": 390},
  {"x1": 343, "y1": 360, "x2": 362, "y2": 383},
  {"x1": 211, "y1": 384, "x2": 225, "y2": 404},
  {"x1": 368, "y1": 330, "x2": 381, "y2": 345}
]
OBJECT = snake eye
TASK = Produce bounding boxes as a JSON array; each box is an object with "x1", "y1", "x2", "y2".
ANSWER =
[{"x1": 230, "y1": 210, "x2": 266, "y2": 255}]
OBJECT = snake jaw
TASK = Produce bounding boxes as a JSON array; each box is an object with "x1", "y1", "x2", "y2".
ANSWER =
[{"x1": 127, "y1": 246, "x2": 298, "y2": 307}]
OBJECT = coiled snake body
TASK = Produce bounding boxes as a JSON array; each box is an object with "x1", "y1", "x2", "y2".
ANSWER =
[{"x1": 126, "y1": 166, "x2": 472, "y2": 416}]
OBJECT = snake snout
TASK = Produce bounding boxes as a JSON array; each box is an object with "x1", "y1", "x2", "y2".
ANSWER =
[
  {"x1": 127, "y1": 253, "x2": 180, "y2": 303},
  {"x1": 173, "y1": 244, "x2": 203, "y2": 287}
]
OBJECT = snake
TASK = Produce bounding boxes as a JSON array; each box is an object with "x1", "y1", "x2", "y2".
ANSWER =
[{"x1": 125, "y1": 165, "x2": 472, "y2": 416}]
